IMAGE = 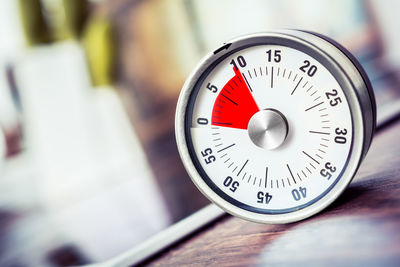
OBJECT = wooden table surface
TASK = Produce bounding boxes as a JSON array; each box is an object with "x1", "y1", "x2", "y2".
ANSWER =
[{"x1": 145, "y1": 119, "x2": 400, "y2": 266}]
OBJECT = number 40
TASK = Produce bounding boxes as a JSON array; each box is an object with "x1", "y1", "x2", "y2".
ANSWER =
[{"x1": 292, "y1": 187, "x2": 307, "y2": 201}]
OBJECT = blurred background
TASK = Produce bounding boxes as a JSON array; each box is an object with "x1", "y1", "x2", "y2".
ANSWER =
[{"x1": 0, "y1": 0, "x2": 400, "y2": 266}]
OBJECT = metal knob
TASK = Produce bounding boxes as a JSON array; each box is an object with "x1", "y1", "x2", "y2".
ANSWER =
[{"x1": 247, "y1": 109, "x2": 288, "y2": 150}]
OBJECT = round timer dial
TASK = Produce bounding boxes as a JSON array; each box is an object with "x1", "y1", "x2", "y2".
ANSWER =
[{"x1": 175, "y1": 30, "x2": 375, "y2": 223}]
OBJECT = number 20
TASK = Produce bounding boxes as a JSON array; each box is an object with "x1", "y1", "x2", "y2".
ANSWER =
[{"x1": 299, "y1": 60, "x2": 317, "y2": 76}]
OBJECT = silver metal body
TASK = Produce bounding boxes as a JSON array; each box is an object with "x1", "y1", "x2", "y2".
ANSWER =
[
  {"x1": 175, "y1": 30, "x2": 376, "y2": 224},
  {"x1": 248, "y1": 108, "x2": 289, "y2": 150}
]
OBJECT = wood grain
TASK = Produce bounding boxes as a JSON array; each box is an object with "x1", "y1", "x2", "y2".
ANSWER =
[{"x1": 145, "y1": 120, "x2": 400, "y2": 266}]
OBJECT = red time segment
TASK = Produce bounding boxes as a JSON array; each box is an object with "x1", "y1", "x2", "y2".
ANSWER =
[{"x1": 211, "y1": 68, "x2": 259, "y2": 129}]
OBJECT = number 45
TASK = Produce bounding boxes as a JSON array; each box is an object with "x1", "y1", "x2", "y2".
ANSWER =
[{"x1": 257, "y1": 191, "x2": 272, "y2": 204}]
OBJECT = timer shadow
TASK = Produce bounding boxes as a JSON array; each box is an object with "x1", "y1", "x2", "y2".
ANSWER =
[
  {"x1": 253, "y1": 174, "x2": 400, "y2": 266},
  {"x1": 323, "y1": 170, "x2": 400, "y2": 215},
  {"x1": 325, "y1": 184, "x2": 371, "y2": 212},
  {"x1": 255, "y1": 209, "x2": 400, "y2": 266}
]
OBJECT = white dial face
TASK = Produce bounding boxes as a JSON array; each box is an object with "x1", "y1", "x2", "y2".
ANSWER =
[{"x1": 186, "y1": 45, "x2": 353, "y2": 214}]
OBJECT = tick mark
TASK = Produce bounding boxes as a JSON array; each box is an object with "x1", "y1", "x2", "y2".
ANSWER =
[
  {"x1": 271, "y1": 67, "x2": 274, "y2": 88},
  {"x1": 291, "y1": 77, "x2": 303, "y2": 95},
  {"x1": 247, "y1": 70, "x2": 252, "y2": 79},
  {"x1": 224, "y1": 88, "x2": 232, "y2": 94},
  {"x1": 302, "y1": 150, "x2": 320, "y2": 164},
  {"x1": 242, "y1": 73, "x2": 253, "y2": 92},
  {"x1": 221, "y1": 93, "x2": 238, "y2": 105},
  {"x1": 237, "y1": 159, "x2": 249, "y2": 176},
  {"x1": 309, "y1": 130, "x2": 330, "y2": 135},
  {"x1": 286, "y1": 164, "x2": 297, "y2": 184},
  {"x1": 217, "y1": 143, "x2": 236, "y2": 153},
  {"x1": 306, "y1": 166, "x2": 311, "y2": 174},
  {"x1": 305, "y1": 101, "x2": 324, "y2": 112},
  {"x1": 212, "y1": 122, "x2": 233, "y2": 126}
]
